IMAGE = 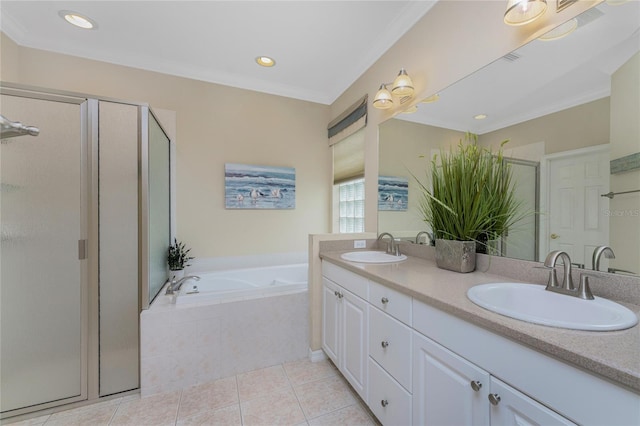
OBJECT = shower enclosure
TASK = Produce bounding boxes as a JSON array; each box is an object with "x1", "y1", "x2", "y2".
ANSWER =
[{"x1": 0, "y1": 84, "x2": 171, "y2": 419}]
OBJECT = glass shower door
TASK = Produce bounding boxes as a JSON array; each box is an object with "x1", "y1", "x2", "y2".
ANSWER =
[{"x1": 1, "y1": 93, "x2": 87, "y2": 414}]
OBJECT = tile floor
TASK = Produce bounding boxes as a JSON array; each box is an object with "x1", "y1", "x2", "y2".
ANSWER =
[{"x1": 6, "y1": 358, "x2": 379, "y2": 426}]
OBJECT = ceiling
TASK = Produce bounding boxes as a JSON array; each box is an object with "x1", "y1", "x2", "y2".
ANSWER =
[
  {"x1": 0, "y1": 1, "x2": 437, "y2": 105},
  {"x1": 397, "y1": 1, "x2": 640, "y2": 134}
]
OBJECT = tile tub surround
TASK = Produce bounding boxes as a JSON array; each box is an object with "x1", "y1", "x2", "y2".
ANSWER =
[
  {"x1": 141, "y1": 290, "x2": 310, "y2": 396},
  {"x1": 319, "y1": 250, "x2": 640, "y2": 393},
  {"x1": 5, "y1": 359, "x2": 378, "y2": 426}
]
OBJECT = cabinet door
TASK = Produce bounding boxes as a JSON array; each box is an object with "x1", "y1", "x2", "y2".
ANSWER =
[
  {"x1": 322, "y1": 278, "x2": 340, "y2": 364},
  {"x1": 342, "y1": 289, "x2": 368, "y2": 401},
  {"x1": 413, "y1": 332, "x2": 490, "y2": 426},
  {"x1": 489, "y1": 377, "x2": 576, "y2": 426}
]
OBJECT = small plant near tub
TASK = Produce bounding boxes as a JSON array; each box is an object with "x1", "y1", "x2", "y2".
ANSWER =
[{"x1": 168, "y1": 238, "x2": 194, "y2": 271}]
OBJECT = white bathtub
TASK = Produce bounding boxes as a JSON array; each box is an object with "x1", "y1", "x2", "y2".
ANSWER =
[
  {"x1": 142, "y1": 260, "x2": 310, "y2": 395},
  {"x1": 174, "y1": 263, "x2": 308, "y2": 305}
]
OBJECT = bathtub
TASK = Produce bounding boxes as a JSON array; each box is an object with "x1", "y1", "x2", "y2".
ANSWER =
[
  {"x1": 174, "y1": 263, "x2": 308, "y2": 305},
  {"x1": 141, "y1": 260, "x2": 310, "y2": 395}
]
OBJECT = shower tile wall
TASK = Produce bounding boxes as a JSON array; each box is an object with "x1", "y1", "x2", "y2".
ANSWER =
[{"x1": 140, "y1": 292, "x2": 309, "y2": 396}]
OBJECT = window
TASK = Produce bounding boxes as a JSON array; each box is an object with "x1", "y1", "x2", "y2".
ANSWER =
[{"x1": 337, "y1": 178, "x2": 365, "y2": 233}]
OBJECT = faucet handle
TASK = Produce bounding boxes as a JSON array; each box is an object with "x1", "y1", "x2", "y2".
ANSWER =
[{"x1": 578, "y1": 273, "x2": 596, "y2": 300}]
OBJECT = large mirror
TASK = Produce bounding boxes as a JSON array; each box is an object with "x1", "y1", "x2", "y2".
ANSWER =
[{"x1": 379, "y1": 2, "x2": 639, "y2": 275}]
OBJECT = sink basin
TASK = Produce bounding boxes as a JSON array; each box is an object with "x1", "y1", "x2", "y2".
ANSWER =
[
  {"x1": 467, "y1": 283, "x2": 638, "y2": 331},
  {"x1": 340, "y1": 251, "x2": 407, "y2": 263}
]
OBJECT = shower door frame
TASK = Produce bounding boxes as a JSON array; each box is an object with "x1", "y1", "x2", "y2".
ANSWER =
[{"x1": 0, "y1": 86, "x2": 91, "y2": 417}]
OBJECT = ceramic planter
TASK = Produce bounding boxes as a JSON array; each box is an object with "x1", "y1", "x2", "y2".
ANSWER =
[{"x1": 435, "y1": 239, "x2": 476, "y2": 273}]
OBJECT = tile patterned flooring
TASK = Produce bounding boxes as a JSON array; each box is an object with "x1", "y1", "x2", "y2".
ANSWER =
[{"x1": 7, "y1": 358, "x2": 379, "y2": 426}]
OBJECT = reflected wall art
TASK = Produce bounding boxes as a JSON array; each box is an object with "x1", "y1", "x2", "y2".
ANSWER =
[{"x1": 378, "y1": 176, "x2": 408, "y2": 211}]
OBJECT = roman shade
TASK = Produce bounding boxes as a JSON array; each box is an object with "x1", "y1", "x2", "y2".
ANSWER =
[
  {"x1": 330, "y1": 95, "x2": 367, "y2": 184},
  {"x1": 333, "y1": 128, "x2": 365, "y2": 184},
  {"x1": 328, "y1": 95, "x2": 367, "y2": 146}
]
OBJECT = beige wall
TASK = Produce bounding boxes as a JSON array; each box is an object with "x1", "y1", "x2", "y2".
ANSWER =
[
  {"x1": 610, "y1": 52, "x2": 640, "y2": 272},
  {"x1": 378, "y1": 118, "x2": 463, "y2": 237},
  {"x1": 479, "y1": 97, "x2": 610, "y2": 154},
  {"x1": 1, "y1": 34, "x2": 332, "y2": 258}
]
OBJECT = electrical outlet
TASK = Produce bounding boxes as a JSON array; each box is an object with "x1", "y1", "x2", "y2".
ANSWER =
[{"x1": 353, "y1": 240, "x2": 366, "y2": 249}]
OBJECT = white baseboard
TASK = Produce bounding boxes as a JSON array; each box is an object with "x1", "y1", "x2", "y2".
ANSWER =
[{"x1": 308, "y1": 348, "x2": 326, "y2": 362}]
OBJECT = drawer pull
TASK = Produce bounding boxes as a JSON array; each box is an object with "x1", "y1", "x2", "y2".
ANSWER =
[
  {"x1": 381, "y1": 297, "x2": 389, "y2": 304},
  {"x1": 381, "y1": 340, "x2": 389, "y2": 348},
  {"x1": 488, "y1": 393, "x2": 501, "y2": 406},
  {"x1": 470, "y1": 380, "x2": 482, "y2": 392},
  {"x1": 381, "y1": 399, "x2": 389, "y2": 407}
]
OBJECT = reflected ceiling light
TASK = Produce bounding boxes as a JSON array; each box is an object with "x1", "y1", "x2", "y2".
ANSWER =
[
  {"x1": 421, "y1": 94, "x2": 440, "y2": 103},
  {"x1": 255, "y1": 56, "x2": 276, "y2": 67},
  {"x1": 373, "y1": 69, "x2": 415, "y2": 110},
  {"x1": 373, "y1": 84, "x2": 394, "y2": 109},
  {"x1": 59, "y1": 10, "x2": 97, "y2": 29},
  {"x1": 391, "y1": 69, "x2": 415, "y2": 97},
  {"x1": 474, "y1": 114, "x2": 488, "y2": 120},
  {"x1": 538, "y1": 18, "x2": 578, "y2": 41},
  {"x1": 403, "y1": 105, "x2": 418, "y2": 114},
  {"x1": 504, "y1": 0, "x2": 547, "y2": 26}
]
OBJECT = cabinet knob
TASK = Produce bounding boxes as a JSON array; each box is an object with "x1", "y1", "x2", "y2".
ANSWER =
[
  {"x1": 381, "y1": 297, "x2": 389, "y2": 304},
  {"x1": 488, "y1": 393, "x2": 501, "y2": 406},
  {"x1": 381, "y1": 399, "x2": 389, "y2": 407},
  {"x1": 338, "y1": 292, "x2": 344, "y2": 299},
  {"x1": 550, "y1": 233, "x2": 560, "y2": 240},
  {"x1": 470, "y1": 380, "x2": 482, "y2": 392},
  {"x1": 334, "y1": 290, "x2": 339, "y2": 297},
  {"x1": 381, "y1": 340, "x2": 389, "y2": 348}
]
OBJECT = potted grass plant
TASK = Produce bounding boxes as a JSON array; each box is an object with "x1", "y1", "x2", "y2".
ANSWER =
[
  {"x1": 168, "y1": 238, "x2": 194, "y2": 279},
  {"x1": 414, "y1": 133, "x2": 524, "y2": 272}
]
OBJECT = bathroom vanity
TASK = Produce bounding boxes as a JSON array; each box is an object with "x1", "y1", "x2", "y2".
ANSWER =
[{"x1": 320, "y1": 252, "x2": 640, "y2": 426}]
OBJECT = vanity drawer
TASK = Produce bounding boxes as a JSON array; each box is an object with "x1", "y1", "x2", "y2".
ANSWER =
[
  {"x1": 368, "y1": 357, "x2": 412, "y2": 426},
  {"x1": 369, "y1": 280, "x2": 412, "y2": 325},
  {"x1": 322, "y1": 261, "x2": 368, "y2": 300},
  {"x1": 369, "y1": 305, "x2": 412, "y2": 391}
]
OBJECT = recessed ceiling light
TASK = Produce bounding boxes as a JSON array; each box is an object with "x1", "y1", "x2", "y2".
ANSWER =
[
  {"x1": 474, "y1": 114, "x2": 488, "y2": 120},
  {"x1": 256, "y1": 56, "x2": 276, "y2": 67},
  {"x1": 59, "y1": 10, "x2": 97, "y2": 29}
]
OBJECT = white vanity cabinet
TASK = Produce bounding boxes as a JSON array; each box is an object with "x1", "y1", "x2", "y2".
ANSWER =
[
  {"x1": 322, "y1": 262, "x2": 369, "y2": 401},
  {"x1": 321, "y1": 261, "x2": 640, "y2": 426},
  {"x1": 413, "y1": 331, "x2": 576, "y2": 426}
]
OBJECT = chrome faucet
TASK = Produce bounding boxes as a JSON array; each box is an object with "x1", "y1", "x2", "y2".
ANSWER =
[
  {"x1": 165, "y1": 275, "x2": 200, "y2": 295},
  {"x1": 543, "y1": 250, "x2": 593, "y2": 300},
  {"x1": 592, "y1": 245, "x2": 615, "y2": 272},
  {"x1": 377, "y1": 232, "x2": 400, "y2": 256},
  {"x1": 415, "y1": 231, "x2": 431, "y2": 245}
]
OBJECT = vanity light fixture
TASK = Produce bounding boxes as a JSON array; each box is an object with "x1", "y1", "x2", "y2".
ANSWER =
[
  {"x1": 59, "y1": 10, "x2": 97, "y2": 29},
  {"x1": 391, "y1": 69, "x2": 414, "y2": 97},
  {"x1": 373, "y1": 84, "x2": 394, "y2": 109},
  {"x1": 504, "y1": 0, "x2": 547, "y2": 26},
  {"x1": 373, "y1": 69, "x2": 415, "y2": 110},
  {"x1": 255, "y1": 56, "x2": 276, "y2": 67},
  {"x1": 538, "y1": 18, "x2": 578, "y2": 41}
]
